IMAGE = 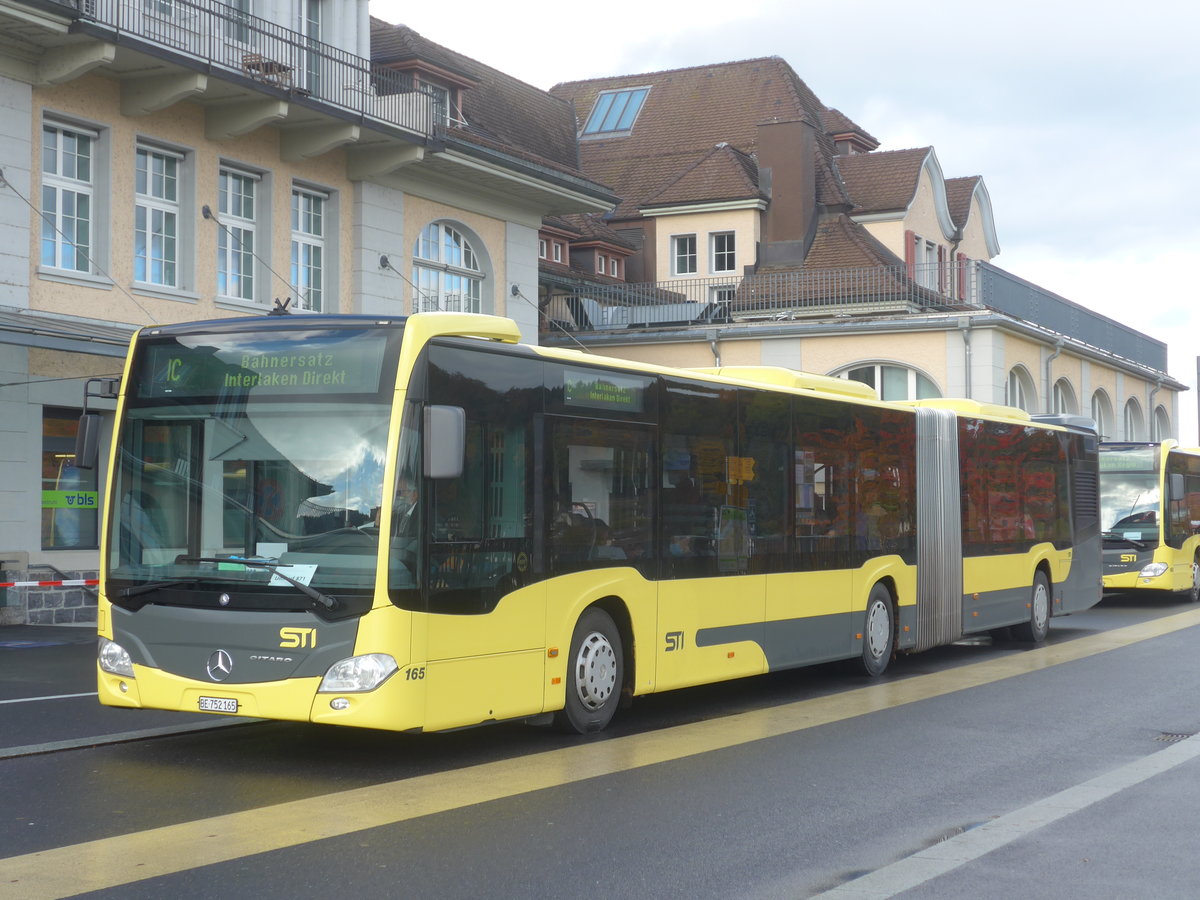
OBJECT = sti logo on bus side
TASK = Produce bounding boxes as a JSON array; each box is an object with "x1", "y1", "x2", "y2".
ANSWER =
[{"x1": 279, "y1": 627, "x2": 317, "y2": 649}]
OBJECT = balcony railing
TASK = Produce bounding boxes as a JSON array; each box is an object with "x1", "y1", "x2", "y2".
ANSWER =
[
  {"x1": 545, "y1": 262, "x2": 976, "y2": 329},
  {"x1": 67, "y1": 0, "x2": 441, "y2": 140},
  {"x1": 544, "y1": 260, "x2": 1167, "y2": 372}
]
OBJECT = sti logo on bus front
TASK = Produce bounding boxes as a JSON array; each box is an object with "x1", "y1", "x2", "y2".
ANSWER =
[{"x1": 279, "y1": 627, "x2": 317, "y2": 649}]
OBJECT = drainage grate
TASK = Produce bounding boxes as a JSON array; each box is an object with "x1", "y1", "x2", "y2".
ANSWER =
[{"x1": 1155, "y1": 732, "x2": 1197, "y2": 743}]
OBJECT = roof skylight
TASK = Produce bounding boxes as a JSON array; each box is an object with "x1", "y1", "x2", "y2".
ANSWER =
[{"x1": 581, "y1": 87, "x2": 650, "y2": 136}]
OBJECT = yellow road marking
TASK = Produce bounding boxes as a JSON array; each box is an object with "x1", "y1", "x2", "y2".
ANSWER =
[{"x1": 6, "y1": 608, "x2": 1200, "y2": 899}]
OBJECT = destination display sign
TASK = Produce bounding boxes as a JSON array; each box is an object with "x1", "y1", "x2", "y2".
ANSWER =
[
  {"x1": 563, "y1": 367, "x2": 648, "y2": 414},
  {"x1": 136, "y1": 331, "x2": 392, "y2": 399},
  {"x1": 1099, "y1": 446, "x2": 1157, "y2": 472}
]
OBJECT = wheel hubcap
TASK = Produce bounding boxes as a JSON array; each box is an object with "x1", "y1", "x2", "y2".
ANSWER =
[
  {"x1": 1033, "y1": 582, "x2": 1049, "y2": 630},
  {"x1": 573, "y1": 631, "x2": 617, "y2": 710},
  {"x1": 866, "y1": 601, "x2": 890, "y2": 659}
]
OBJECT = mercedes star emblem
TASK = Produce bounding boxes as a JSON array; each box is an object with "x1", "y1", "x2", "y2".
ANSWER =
[{"x1": 206, "y1": 649, "x2": 233, "y2": 681}]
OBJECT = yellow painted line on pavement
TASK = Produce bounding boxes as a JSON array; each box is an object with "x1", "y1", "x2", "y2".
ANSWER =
[{"x1": 6, "y1": 607, "x2": 1200, "y2": 899}]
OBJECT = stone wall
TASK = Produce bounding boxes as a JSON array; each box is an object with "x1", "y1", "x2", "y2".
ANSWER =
[{"x1": 0, "y1": 570, "x2": 98, "y2": 625}]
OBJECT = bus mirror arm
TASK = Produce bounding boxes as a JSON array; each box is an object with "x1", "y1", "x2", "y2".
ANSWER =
[{"x1": 424, "y1": 405, "x2": 466, "y2": 479}]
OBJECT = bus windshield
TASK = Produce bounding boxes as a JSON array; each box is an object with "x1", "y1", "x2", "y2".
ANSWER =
[
  {"x1": 107, "y1": 324, "x2": 402, "y2": 611},
  {"x1": 1099, "y1": 446, "x2": 1160, "y2": 541}
]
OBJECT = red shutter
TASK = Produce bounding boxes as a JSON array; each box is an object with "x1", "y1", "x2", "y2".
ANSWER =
[
  {"x1": 957, "y1": 254, "x2": 969, "y2": 301},
  {"x1": 937, "y1": 244, "x2": 946, "y2": 293},
  {"x1": 904, "y1": 230, "x2": 915, "y2": 279}
]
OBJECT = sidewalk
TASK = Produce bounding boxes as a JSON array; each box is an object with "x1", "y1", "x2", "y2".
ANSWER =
[{"x1": 0, "y1": 623, "x2": 95, "y2": 648}]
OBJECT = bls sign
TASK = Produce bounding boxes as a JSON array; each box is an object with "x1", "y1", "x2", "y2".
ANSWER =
[{"x1": 279, "y1": 627, "x2": 317, "y2": 649}]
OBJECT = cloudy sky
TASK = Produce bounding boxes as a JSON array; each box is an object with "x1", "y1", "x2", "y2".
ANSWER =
[{"x1": 375, "y1": 0, "x2": 1200, "y2": 441}]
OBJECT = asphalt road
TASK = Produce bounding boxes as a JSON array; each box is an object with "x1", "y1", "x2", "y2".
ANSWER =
[{"x1": 3, "y1": 594, "x2": 1200, "y2": 899}]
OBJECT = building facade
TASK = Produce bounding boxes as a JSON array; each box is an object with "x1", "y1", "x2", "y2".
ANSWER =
[
  {"x1": 542, "y1": 58, "x2": 1182, "y2": 438},
  {"x1": 0, "y1": 0, "x2": 612, "y2": 623}
]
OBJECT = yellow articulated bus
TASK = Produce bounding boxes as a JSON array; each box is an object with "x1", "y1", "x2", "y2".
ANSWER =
[
  {"x1": 80, "y1": 312, "x2": 1101, "y2": 734},
  {"x1": 1099, "y1": 441, "x2": 1200, "y2": 601}
]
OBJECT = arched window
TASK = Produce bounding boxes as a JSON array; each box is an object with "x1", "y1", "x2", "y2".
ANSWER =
[
  {"x1": 839, "y1": 364, "x2": 940, "y2": 401},
  {"x1": 1090, "y1": 390, "x2": 1113, "y2": 440},
  {"x1": 1005, "y1": 366, "x2": 1036, "y2": 412},
  {"x1": 1152, "y1": 405, "x2": 1171, "y2": 441},
  {"x1": 1052, "y1": 378, "x2": 1077, "y2": 415},
  {"x1": 1123, "y1": 398, "x2": 1144, "y2": 440},
  {"x1": 412, "y1": 221, "x2": 485, "y2": 313}
]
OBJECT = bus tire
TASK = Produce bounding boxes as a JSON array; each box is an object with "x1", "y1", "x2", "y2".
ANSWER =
[
  {"x1": 555, "y1": 607, "x2": 623, "y2": 734},
  {"x1": 1013, "y1": 571, "x2": 1051, "y2": 643},
  {"x1": 859, "y1": 583, "x2": 894, "y2": 677}
]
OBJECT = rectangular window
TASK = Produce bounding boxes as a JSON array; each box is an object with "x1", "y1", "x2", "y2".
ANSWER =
[
  {"x1": 597, "y1": 253, "x2": 606, "y2": 274},
  {"x1": 41, "y1": 123, "x2": 94, "y2": 273},
  {"x1": 217, "y1": 166, "x2": 257, "y2": 302},
  {"x1": 711, "y1": 231, "x2": 735, "y2": 273},
  {"x1": 291, "y1": 187, "x2": 325, "y2": 312},
  {"x1": 610, "y1": 257, "x2": 619, "y2": 278},
  {"x1": 223, "y1": 0, "x2": 250, "y2": 42},
  {"x1": 134, "y1": 146, "x2": 180, "y2": 287},
  {"x1": 552, "y1": 242, "x2": 562, "y2": 263},
  {"x1": 42, "y1": 408, "x2": 99, "y2": 550},
  {"x1": 581, "y1": 87, "x2": 650, "y2": 136},
  {"x1": 672, "y1": 234, "x2": 697, "y2": 275},
  {"x1": 538, "y1": 239, "x2": 547, "y2": 259},
  {"x1": 918, "y1": 239, "x2": 938, "y2": 289}
]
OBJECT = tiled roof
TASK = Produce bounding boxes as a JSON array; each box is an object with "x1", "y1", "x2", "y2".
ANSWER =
[
  {"x1": 821, "y1": 108, "x2": 880, "y2": 150},
  {"x1": 550, "y1": 56, "x2": 851, "y2": 219},
  {"x1": 799, "y1": 213, "x2": 905, "y2": 270},
  {"x1": 944, "y1": 176, "x2": 981, "y2": 231},
  {"x1": 556, "y1": 213, "x2": 637, "y2": 249},
  {"x1": 837, "y1": 147, "x2": 932, "y2": 215},
  {"x1": 641, "y1": 143, "x2": 763, "y2": 208},
  {"x1": 370, "y1": 20, "x2": 584, "y2": 174}
]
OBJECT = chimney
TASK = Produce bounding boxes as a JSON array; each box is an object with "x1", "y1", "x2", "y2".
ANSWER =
[{"x1": 756, "y1": 116, "x2": 817, "y2": 267}]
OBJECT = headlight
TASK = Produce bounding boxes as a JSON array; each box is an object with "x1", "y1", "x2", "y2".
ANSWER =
[
  {"x1": 98, "y1": 637, "x2": 135, "y2": 678},
  {"x1": 1139, "y1": 562, "x2": 1169, "y2": 578},
  {"x1": 318, "y1": 653, "x2": 398, "y2": 693}
]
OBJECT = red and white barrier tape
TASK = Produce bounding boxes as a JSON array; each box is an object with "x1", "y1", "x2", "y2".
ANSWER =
[{"x1": 0, "y1": 579, "x2": 99, "y2": 588}]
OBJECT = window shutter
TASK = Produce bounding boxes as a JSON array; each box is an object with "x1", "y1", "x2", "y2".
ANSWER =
[{"x1": 904, "y1": 230, "x2": 915, "y2": 279}]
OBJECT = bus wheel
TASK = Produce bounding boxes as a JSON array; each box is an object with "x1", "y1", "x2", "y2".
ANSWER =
[
  {"x1": 859, "y1": 584, "x2": 894, "y2": 677},
  {"x1": 1013, "y1": 572, "x2": 1051, "y2": 642},
  {"x1": 555, "y1": 608, "x2": 623, "y2": 734}
]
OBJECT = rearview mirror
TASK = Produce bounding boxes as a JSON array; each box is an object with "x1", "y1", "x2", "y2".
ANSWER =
[
  {"x1": 74, "y1": 413, "x2": 102, "y2": 470},
  {"x1": 1168, "y1": 472, "x2": 1186, "y2": 503},
  {"x1": 424, "y1": 405, "x2": 465, "y2": 479}
]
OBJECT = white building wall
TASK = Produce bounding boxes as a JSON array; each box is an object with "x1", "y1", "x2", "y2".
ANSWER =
[
  {"x1": 504, "y1": 220, "x2": 539, "y2": 343},
  {"x1": 0, "y1": 74, "x2": 31, "y2": 310},
  {"x1": 352, "y1": 180, "x2": 407, "y2": 316}
]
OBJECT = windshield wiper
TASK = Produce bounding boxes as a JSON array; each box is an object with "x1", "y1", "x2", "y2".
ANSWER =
[
  {"x1": 178, "y1": 557, "x2": 338, "y2": 611},
  {"x1": 117, "y1": 579, "x2": 192, "y2": 599},
  {"x1": 1101, "y1": 531, "x2": 1148, "y2": 550}
]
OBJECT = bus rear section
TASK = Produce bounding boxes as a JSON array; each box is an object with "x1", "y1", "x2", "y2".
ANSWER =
[{"x1": 1099, "y1": 441, "x2": 1200, "y2": 600}]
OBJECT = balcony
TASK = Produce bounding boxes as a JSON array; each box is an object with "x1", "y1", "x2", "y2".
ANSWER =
[
  {"x1": 42, "y1": 0, "x2": 442, "y2": 140},
  {"x1": 542, "y1": 260, "x2": 1167, "y2": 373}
]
